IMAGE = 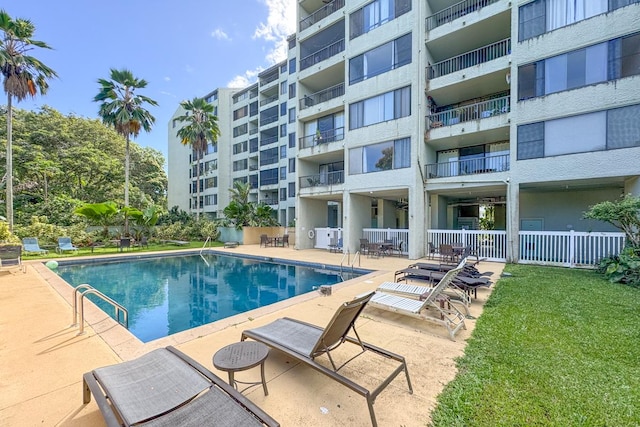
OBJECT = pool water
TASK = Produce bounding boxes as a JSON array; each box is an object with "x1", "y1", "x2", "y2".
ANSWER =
[{"x1": 56, "y1": 252, "x2": 363, "y2": 342}]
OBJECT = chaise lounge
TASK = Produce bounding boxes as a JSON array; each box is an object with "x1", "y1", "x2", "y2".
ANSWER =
[
  {"x1": 22, "y1": 237, "x2": 49, "y2": 255},
  {"x1": 83, "y1": 346, "x2": 279, "y2": 427},
  {"x1": 241, "y1": 292, "x2": 413, "y2": 427}
]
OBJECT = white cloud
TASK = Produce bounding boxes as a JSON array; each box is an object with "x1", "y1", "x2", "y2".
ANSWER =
[
  {"x1": 164, "y1": 76, "x2": 171, "y2": 82},
  {"x1": 211, "y1": 28, "x2": 231, "y2": 41},
  {"x1": 227, "y1": 0, "x2": 295, "y2": 87}
]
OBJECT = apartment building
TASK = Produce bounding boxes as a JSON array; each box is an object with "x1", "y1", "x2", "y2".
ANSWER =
[{"x1": 168, "y1": 0, "x2": 640, "y2": 261}]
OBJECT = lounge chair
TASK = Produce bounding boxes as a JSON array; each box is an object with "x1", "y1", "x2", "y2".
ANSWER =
[
  {"x1": 0, "y1": 245, "x2": 26, "y2": 273},
  {"x1": 57, "y1": 237, "x2": 79, "y2": 254},
  {"x1": 83, "y1": 346, "x2": 279, "y2": 427},
  {"x1": 376, "y1": 280, "x2": 471, "y2": 315},
  {"x1": 368, "y1": 264, "x2": 467, "y2": 341},
  {"x1": 394, "y1": 268, "x2": 491, "y2": 299},
  {"x1": 22, "y1": 237, "x2": 48, "y2": 255},
  {"x1": 241, "y1": 292, "x2": 413, "y2": 427}
]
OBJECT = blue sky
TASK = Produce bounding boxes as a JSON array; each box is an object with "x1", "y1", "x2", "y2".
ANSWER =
[{"x1": 6, "y1": 0, "x2": 295, "y2": 161}]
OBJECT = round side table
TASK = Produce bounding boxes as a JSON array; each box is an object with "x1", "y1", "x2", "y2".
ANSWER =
[{"x1": 213, "y1": 341, "x2": 269, "y2": 396}]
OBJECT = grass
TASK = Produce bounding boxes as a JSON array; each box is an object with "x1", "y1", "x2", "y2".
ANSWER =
[
  {"x1": 21, "y1": 240, "x2": 217, "y2": 260},
  {"x1": 430, "y1": 264, "x2": 640, "y2": 427}
]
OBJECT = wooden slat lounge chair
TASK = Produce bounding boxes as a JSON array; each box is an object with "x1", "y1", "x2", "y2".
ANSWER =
[
  {"x1": 241, "y1": 292, "x2": 413, "y2": 427},
  {"x1": 368, "y1": 265, "x2": 467, "y2": 341},
  {"x1": 83, "y1": 346, "x2": 279, "y2": 427}
]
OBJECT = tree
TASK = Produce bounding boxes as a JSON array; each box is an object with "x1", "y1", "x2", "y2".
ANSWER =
[
  {"x1": 584, "y1": 194, "x2": 640, "y2": 248},
  {"x1": 94, "y1": 68, "x2": 157, "y2": 232},
  {"x1": 0, "y1": 9, "x2": 57, "y2": 231},
  {"x1": 74, "y1": 201, "x2": 119, "y2": 239},
  {"x1": 223, "y1": 181, "x2": 278, "y2": 229},
  {"x1": 175, "y1": 97, "x2": 220, "y2": 220}
]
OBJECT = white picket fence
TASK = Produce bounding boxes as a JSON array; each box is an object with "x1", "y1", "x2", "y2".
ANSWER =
[{"x1": 427, "y1": 229, "x2": 507, "y2": 262}]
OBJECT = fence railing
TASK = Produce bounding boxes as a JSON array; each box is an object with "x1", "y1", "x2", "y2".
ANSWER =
[
  {"x1": 300, "y1": 39, "x2": 345, "y2": 71},
  {"x1": 426, "y1": 153, "x2": 510, "y2": 178},
  {"x1": 299, "y1": 127, "x2": 345, "y2": 149},
  {"x1": 426, "y1": 0, "x2": 500, "y2": 31},
  {"x1": 299, "y1": 170, "x2": 344, "y2": 189},
  {"x1": 300, "y1": 0, "x2": 345, "y2": 31},
  {"x1": 426, "y1": 95, "x2": 510, "y2": 128},
  {"x1": 519, "y1": 231, "x2": 625, "y2": 267},
  {"x1": 427, "y1": 229, "x2": 507, "y2": 262},
  {"x1": 427, "y1": 38, "x2": 510, "y2": 79},
  {"x1": 362, "y1": 228, "x2": 410, "y2": 256},
  {"x1": 300, "y1": 83, "x2": 345, "y2": 110}
]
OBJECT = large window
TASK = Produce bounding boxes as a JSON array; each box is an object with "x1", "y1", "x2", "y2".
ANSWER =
[
  {"x1": 350, "y1": 0, "x2": 411, "y2": 39},
  {"x1": 260, "y1": 147, "x2": 279, "y2": 166},
  {"x1": 233, "y1": 106, "x2": 248, "y2": 120},
  {"x1": 518, "y1": 0, "x2": 632, "y2": 41},
  {"x1": 349, "y1": 86, "x2": 411, "y2": 130},
  {"x1": 233, "y1": 159, "x2": 248, "y2": 171},
  {"x1": 260, "y1": 168, "x2": 278, "y2": 186},
  {"x1": 349, "y1": 33, "x2": 411, "y2": 84},
  {"x1": 349, "y1": 137, "x2": 410, "y2": 174},
  {"x1": 517, "y1": 103, "x2": 640, "y2": 159},
  {"x1": 518, "y1": 33, "x2": 640, "y2": 100},
  {"x1": 233, "y1": 124, "x2": 247, "y2": 137}
]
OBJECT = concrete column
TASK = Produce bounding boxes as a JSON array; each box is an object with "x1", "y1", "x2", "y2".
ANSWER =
[{"x1": 506, "y1": 181, "x2": 519, "y2": 263}]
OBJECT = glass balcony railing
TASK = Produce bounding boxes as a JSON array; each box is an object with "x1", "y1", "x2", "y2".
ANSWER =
[
  {"x1": 426, "y1": 0, "x2": 500, "y2": 31},
  {"x1": 427, "y1": 38, "x2": 510, "y2": 79},
  {"x1": 300, "y1": 39, "x2": 345, "y2": 71},
  {"x1": 299, "y1": 83, "x2": 344, "y2": 110},
  {"x1": 426, "y1": 94, "x2": 510, "y2": 128},
  {"x1": 300, "y1": 0, "x2": 345, "y2": 31},
  {"x1": 426, "y1": 153, "x2": 510, "y2": 178},
  {"x1": 299, "y1": 127, "x2": 344, "y2": 149},
  {"x1": 299, "y1": 170, "x2": 344, "y2": 189}
]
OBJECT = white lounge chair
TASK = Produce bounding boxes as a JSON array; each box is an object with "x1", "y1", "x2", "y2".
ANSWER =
[{"x1": 368, "y1": 264, "x2": 467, "y2": 340}]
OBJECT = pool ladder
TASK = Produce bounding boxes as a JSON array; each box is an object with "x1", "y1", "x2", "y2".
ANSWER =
[
  {"x1": 200, "y1": 237, "x2": 211, "y2": 266},
  {"x1": 72, "y1": 284, "x2": 128, "y2": 335},
  {"x1": 340, "y1": 250, "x2": 361, "y2": 280}
]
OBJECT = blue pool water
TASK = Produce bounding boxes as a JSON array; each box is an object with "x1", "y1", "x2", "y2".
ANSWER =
[{"x1": 56, "y1": 252, "x2": 365, "y2": 342}]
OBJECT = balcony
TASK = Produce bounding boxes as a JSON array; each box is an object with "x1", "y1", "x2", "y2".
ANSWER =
[
  {"x1": 427, "y1": 95, "x2": 509, "y2": 128},
  {"x1": 299, "y1": 170, "x2": 344, "y2": 189},
  {"x1": 425, "y1": 154, "x2": 510, "y2": 179},
  {"x1": 300, "y1": 39, "x2": 345, "y2": 71},
  {"x1": 260, "y1": 115, "x2": 278, "y2": 126},
  {"x1": 259, "y1": 70, "x2": 279, "y2": 86},
  {"x1": 260, "y1": 135, "x2": 278, "y2": 146},
  {"x1": 426, "y1": 0, "x2": 500, "y2": 31},
  {"x1": 262, "y1": 197, "x2": 279, "y2": 205},
  {"x1": 427, "y1": 38, "x2": 510, "y2": 79},
  {"x1": 299, "y1": 127, "x2": 345, "y2": 149},
  {"x1": 299, "y1": 83, "x2": 344, "y2": 110},
  {"x1": 300, "y1": 0, "x2": 345, "y2": 31},
  {"x1": 260, "y1": 95, "x2": 278, "y2": 107}
]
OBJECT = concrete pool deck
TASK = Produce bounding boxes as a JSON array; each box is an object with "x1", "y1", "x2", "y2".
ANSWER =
[{"x1": 0, "y1": 246, "x2": 503, "y2": 426}]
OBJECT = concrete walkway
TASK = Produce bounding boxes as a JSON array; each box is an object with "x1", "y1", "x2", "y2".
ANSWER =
[{"x1": 0, "y1": 246, "x2": 503, "y2": 426}]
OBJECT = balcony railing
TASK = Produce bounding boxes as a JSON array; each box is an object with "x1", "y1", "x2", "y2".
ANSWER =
[
  {"x1": 259, "y1": 72, "x2": 279, "y2": 86},
  {"x1": 299, "y1": 127, "x2": 345, "y2": 149},
  {"x1": 427, "y1": 38, "x2": 510, "y2": 79},
  {"x1": 426, "y1": 95, "x2": 510, "y2": 128},
  {"x1": 299, "y1": 170, "x2": 344, "y2": 189},
  {"x1": 260, "y1": 115, "x2": 278, "y2": 126},
  {"x1": 260, "y1": 95, "x2": 278, "y2": 106},
  {"x1": 300, "y1": 0, "x2": 345, "y2": 31},
  {"x1": 425, "y1": 153, "x2": 510, "y2": 178},
  {"x1": 299, "y1": 83, "x2": 344, "y2": 110},
  {"x1": 426, "y1": 0, "x2": 500, "y2": 31},
  {"x1": 300, "y1": 39, "x2": 345, "y2": 71},
  {"x1": 262, "y1": 197, "x2": 279, "y2": 205}
]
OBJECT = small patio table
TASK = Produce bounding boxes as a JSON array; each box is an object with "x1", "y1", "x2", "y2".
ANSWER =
[{"x1": 213, "y1": 341, "x2": 269, "y2": 396}]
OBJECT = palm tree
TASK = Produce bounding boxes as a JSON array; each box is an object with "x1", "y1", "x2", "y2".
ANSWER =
[
  {"x1": 0, "y1": 10, "x2": 57, "y2": 231},
  {"x1": 94, "y1": 68, "x2": 157, "y2": 233},
  {"x1": 175, "y1": 97, "x2": 220, "y2": 220}
]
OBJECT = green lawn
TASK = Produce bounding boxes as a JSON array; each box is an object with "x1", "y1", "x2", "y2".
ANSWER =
[
  {"x1": 430, "y1": 264, "x2": 640, "y2": 427},
  {"x1": 22, "y1": 240, "x2": 215, "y2": 259}
]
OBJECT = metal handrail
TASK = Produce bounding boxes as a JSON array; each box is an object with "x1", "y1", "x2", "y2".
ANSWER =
[
  {"x1": 427, "y1": 38, "x2": 511, "y2": 79},
  {"x1": 73, "y1": 284, "x2": 128, "y2": 335},
  {"x1": 426, "y1": 0, "x2": 500, "y2": 31},
  {"x1": 200, "y1": 237, "x2": 211, "y2": 266}
]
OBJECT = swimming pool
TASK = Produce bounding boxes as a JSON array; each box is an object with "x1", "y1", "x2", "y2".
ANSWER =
[{"x1": 56, "y1": 252, "x2": 367, "y2": 342}]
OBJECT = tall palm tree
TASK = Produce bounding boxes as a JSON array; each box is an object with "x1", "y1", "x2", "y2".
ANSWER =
[
  {"x1": 175, "y1": 97, "x2": 220, "y2": 220},
  {"x1": 0, "y1": 10, "x2": 57, "y2": 231},
  {"x1": 94, "y1": 68, "x2": 157, "y2": 233}
]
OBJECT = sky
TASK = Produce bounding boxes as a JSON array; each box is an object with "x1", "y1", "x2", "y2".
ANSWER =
[{"x1": 5, "y1": 0, "x2": 296, "y2": 162}]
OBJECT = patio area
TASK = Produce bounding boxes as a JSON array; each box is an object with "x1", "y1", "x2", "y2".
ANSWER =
[{"x1": 0, "y1": 245, "x2": 503, "y2": 426}]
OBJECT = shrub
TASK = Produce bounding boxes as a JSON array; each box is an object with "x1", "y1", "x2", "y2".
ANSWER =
[
  {"x1": 13, "y1": 216, "x2": 90, "y2": 246},
  {"x1": 597, "y1": 247, "x2": 640, "y2": 287}
]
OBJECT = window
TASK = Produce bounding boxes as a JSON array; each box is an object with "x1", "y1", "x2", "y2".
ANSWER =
[
  {"x1": 288, "y1": 182, "x2": 296, "y2": 197},
  {"x1": 280, "y1": 81, "x2": 287, "y2": 95},
  {"x1": 350, "y1": 0, "x2": 412, "y2": 39},
  {"x1": 349, "y1": 33, "x2": 412, "y2": 84},
  {"x1": 289, "y1": 132, "x2": 296, "y2": 148},
  {"x1": 249, "y1": 138, "x2": 259, "y2": 153},
  {"x1": 280, "y1": 145, "x2": 287, "y2": 158},
  {"x1": 233, "y1": 141, "x2": 248, "y2": 155},
  {"x1": 280, "y1": 188, "x2": 287, "y2": 201},
  {"x1": 349, "y1": 137, "x2": 410, "y2": 174},
  {"x1": 280, "y1": 166, "x2": 287, "y2": 180},
  {"x1": 260, "y1": 168, "x2": 279, "y2": 186},
  {"x1": 249, "y1": 101, "x2": 258, "y2": 116},
  {"x1": 233, "y1": 159, "x2": 248, "y2": 171},
  {"x1": 280, "y1": 63, "x2": 287, "y2": 73},
  {"x1": 205, "y1": 159, "x2": 217, "y2": 172},
  {"x1": 518, "y1": 33, "x2": 640, "y2": 100},
  {"x1": 289, "y1": 82, "x2": 296, "y2": 99},
  {"x1": 280, "y1": 102, "x2": 287, "y2": 116},
  {"x1": 172, "y1": 119, "x2": 178, "y2": 128},
  {"x1": 519, "y1": 0, "x2": 611, "y2": 41},
  {"x1": 289, "y1": 58, "x2": 296, "y2": 73},
  {"x1": 288, "y1": 158, "x2": 296, "y2": 173},
  {"x1": 233, "y1": 106, "x2": 248, "y2": 120},
  {"x1": 289, "y1": 107, "x2": 296, "y2": 123},
  {"x1": 260, "y1": 147, "x2": 279, "y2": 166},
  {"x1": 280, "y1": 124, "x2": 287, "y2": 137},
  {"x1": 349, "y1": 86, "x2": 411, "y2": 129},
  {"x1": 204, "y1": 177, "x2": 217, "y2": 189},
  {"x1": 233, "y1": 123, "x2": 248, "y2": 137}
]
